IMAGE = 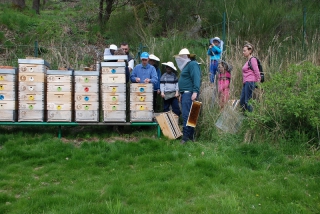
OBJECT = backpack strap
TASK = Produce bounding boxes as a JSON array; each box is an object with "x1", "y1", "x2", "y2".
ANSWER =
[{"x1": 248, "y1": 56, "x2": 256, "y2": 71}]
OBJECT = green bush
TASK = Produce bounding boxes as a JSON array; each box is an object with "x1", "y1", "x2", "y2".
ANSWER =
[{"x1": 247, "y1": 62, "x2": 320, "y2": 143}]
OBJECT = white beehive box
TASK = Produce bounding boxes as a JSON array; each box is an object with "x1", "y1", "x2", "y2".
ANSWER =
[
  {"x1": 130, "y1": 110, "x2": 154, "y2": 122},
  {"x1": 47, "y1": 111, "x2": 72, "y2": 122},
  {"x1": 75, "y1": 110, "x2": 99, "y2": 122},
  {"x1": 103, "y1": 111, "x2": 126, "y2": 123},
  {"x1": 47, "y1": 82, "x2": 72, "y2": 92},
  {"x1": 18, "y1": 59, "x2": 49, "y2": 122},
  {"x1": 75, "y1": 93, "x2": 99, "y2": 102},
  {"x1": 102, "y1": 102, "x2": 126, "y2": 111},
  {"x1": 130, "y1": 93, "x2": 153, "y2": 102},
  {"x1": 103, "y1": 55, "x2": 128, "y2": 62},
  {"x1": 130, "y1": 83, "x2": 153, "y2": 93},
  {"x1": 101, "y1": 83, "x2": 126, "y2": 93},
  {"x1": 0, "y1": 68, "x2": 18, "y2": 121},
  {"x1": 47, "y1": 103, "x2": 72, "y2": 111},
  {"x1": 102, "y1": 93, "x2": 126, "y2": 103},
  {"x1": 101, "y1": 74, "x2": 126, "y2": 84},
  {"x1": 130, "y1": 102, "x2": 153, "y2": 111},
  {"x1": 101, "y1": 62, "x2": 126, "y2": 74}
]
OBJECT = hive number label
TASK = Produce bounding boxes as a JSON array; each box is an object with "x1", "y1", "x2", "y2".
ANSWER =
[
  {"x1": 84, "y1": 87, "x2": 89, "y2": 92},
  {"x1": 28, "y1": 95, "x2": 34, "y2": 101},
  {"x1": 85, "y1": 105, "x2": 89, "y2": 110},
  {"x1": 57, "y1": 87, "x2": 62, "y2": 92},
  {"x1": 57, "y1": 105, "x2": 61, "y2": 110},
  {"x1": 112, "y1": 87, "x2": 117, "y2": 92},
  {"x1": 85, "y1": 77, "x2": 89, "y2": 83},
  {"x1": 29, "y1": 105, "x2": 33, "y2": 110},
  {"x1": 84, "y1": 96, "x2": 89, "y2": 101},
  {"x1": 0, "y1": 76, "x2": 3, "y2": 81},
  {"x1": 0, "y1": 95, "x2": 4, "y2": 100},
  {"x1": 139, "y1": 88, "x2": 145, "y2": 92},
  {"x1": 139, "y1": 96, "x2": 144, "y2": 101},
  {"x1": 111, "y1": 69, "x2": 116, "y2": 74},
  {"x1": 139, "y1": 105, "x2": 144, "y2": 110}
]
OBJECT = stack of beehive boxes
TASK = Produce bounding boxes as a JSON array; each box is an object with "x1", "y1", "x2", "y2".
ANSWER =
[
  {"x1": 74, "y1": 71, "x2": 99, "y2": 122},
  {"x1": 18, "y1": 59, "x2": 49, "y2": 121},
  {"x1": 130, "y1": 83, "x2": 153, "y2": 122},
  {"x1": 0, "y1": 67, "x2": 18, "y2": 121},
  {"x1": 47, "y1": 70, "x2": 73, "y2": 122},
  {"x1": 101, "y1": 56, "x2": 127, "y2": 122}
]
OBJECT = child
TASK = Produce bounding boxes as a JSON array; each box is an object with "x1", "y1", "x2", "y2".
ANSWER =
[
  {"x1": 207, "y1": 37, "x2": 223, "y2": 84},
  {"x1": 160, "y1": 61, "x2": 181, "y2": 116},
  {"x1": 218, "y1": 60, "x2": 232, "y2": 109}
]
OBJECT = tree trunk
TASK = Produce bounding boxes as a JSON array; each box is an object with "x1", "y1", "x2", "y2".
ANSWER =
[
  {"x1": 104, "y1": 0, "x2": 115, "y2": 23},
  {"x1": 12, "y1": 0, "x2": 25, "y2": 8},
  {"x1": 32, "y1": 0, "x2": 40, "y2": 14},
  {"x1": 99, "y1": 0, "x2": 103, "y2": 24},
  {"x1": 43, "y1": 0, "x2": 46, "y2": 5}
]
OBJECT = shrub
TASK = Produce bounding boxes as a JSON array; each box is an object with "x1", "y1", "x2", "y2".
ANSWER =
[{"x1": 247, "y1": 62, "x2": 320, "y2": 144}]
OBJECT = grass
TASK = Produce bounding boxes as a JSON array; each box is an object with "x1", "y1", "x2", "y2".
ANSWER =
[{"x1": 0, "y1": 127, "x2": 319, "y2": 213}]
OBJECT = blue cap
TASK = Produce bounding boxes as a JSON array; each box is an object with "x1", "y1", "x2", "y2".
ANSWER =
[{"x1": 140, "y1": 52, "x2": 149, "y2": 59}]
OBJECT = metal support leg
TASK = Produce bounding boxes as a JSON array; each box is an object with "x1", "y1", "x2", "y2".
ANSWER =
[
  {"x1": 157, "y1": 124, "x2": 161, "y2": 138},
  {"x1": 58, "y1": 125, "x2": 62, "y2": 139}
]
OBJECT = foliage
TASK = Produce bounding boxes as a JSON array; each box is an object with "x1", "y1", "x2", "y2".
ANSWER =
[{"x1": 246, "y1": 62, "x2": 320, "y2": 144}]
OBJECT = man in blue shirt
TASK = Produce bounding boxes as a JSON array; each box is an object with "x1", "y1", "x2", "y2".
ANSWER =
[{"x1": 130, "y1": 52, "x2": 158, "y2": 84}]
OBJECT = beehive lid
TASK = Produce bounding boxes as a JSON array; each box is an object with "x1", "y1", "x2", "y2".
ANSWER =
[
  {"x1": 47, "y1": 70, "x2": 73, "y2": 75},
  {"x1": 74, "y1": 71, "x2": 99, "y2": 76},
  {"x1": 103, "y1": 55, "x2": 128, "y2": 61},
  {"x1": 101, "y1": 62, "x2": 126, "y2": 67},
  {"x1": 18, "y1": 59, "x2": 50, "y2": 67},
  {"x1": 0, "y1": 67, "x2": 17, "y2": 74}
]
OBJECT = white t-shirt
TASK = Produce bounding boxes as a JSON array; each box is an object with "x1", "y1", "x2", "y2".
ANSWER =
[{"x1": 128, "y1": 59, "x2": 134, "y2": 71}]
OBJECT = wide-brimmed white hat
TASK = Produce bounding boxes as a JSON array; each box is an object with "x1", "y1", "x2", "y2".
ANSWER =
[
  {"x1": 149, "y1": 54, "x2": 160, "y2": 61},
  {"x1": 177, "y1": 48, "x2": 190, "y2": 55},
  {"x1": 109, "y1": 44, "x2": 117, "y2": 50},
  {"x1": 162, "y1": 61, "x2": 177, "y2": 71}
]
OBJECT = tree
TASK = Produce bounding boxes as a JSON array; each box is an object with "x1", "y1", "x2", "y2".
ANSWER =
[
  {"x1": 32, "y1": 0, "x2": 40, "y2": 14},
  {"x1": 98, "y1": 0, "x2": 130, "y2": 25},
  {"x1": 12, "y1": 0, "x2": 25, "y2": 8}
]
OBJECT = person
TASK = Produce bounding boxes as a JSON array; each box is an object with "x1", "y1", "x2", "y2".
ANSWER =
[
  {"x1": 148, "y1": 54, "x2": 161, "y2": 112},
  {"x1": 130, "y1": 52, "x2": 158, "y2": 84},
  {"x1": 240, "y1": 43, "x2": 261, "y2": 112},
  {"x1": 207, "y1": 37, "x2": 222, "y2": 84},
  {"x1": 160, "y1": 61, "x2": 181, "y2": 116},
  {"x1": 114, "y1": 48, "x2": 130, "y2": 83},
  {"x1": 104, "y1": 44, "x2": 117, "y2": 56},
  {"x1": 217, "y1": 60, "x2": 232, "y2": 109},
  {"x1": 120, "y1": 42, "x2": 134, "y2": 72},
  {"x1": 175, "y1": 48, "x2": 201, "y2": 144}
]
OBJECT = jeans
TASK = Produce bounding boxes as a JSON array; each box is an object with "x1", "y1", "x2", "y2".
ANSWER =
[
  {"x1": 163, "y1": 97, "x2": 181, "y2": 116},
  {"x1": 209, "y1": 60, "x2": 218, "y2": 83},
  {"x1": 240, "y1": 81, "x2": 255, "y2": 112},
  {"x1": 181, "y1": 92, "x2": 194, "y2": 141}
]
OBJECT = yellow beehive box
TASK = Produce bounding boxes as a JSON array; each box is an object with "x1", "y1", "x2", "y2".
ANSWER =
[
  {"x1": 47, "y1": 110, "x2": 72, "y2": 122},
  {"x1": 130, "y1": 93, "x2": 153, "y2": 102},
  {"x1": 102, "y1": 102, "x2": 126, "y2": 111},
  {"x1": 130, "y1": 83, "x2": 153, "y2": 93},
  {"x1": 103, "y1": 110, "x2": 126, "y2": 122},
  {"x1": 47, "y1": 82, "x2": 72, "y2": 92},
  {"x1": 101, "y1": 83, "x2": 126, "y2": 93},
  {"x1": 130, "y1": 110, "x2": 153, "y2": 122},
  {"x1": 101, "y1": 74, "x2": 126, "y2": 84},
  {"x1": 130, "y1": 102, "x2": 153, "y2": 111},
  {"x1": 47, "y1": 103, "x2": 72, "y2": 111}
]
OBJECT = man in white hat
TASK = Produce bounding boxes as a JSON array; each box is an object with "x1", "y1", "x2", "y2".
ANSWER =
[
  {"x1": 148, "y1": 54, "x2": 161, "y2": 111},
  {"x1": 175, "y1": 48, "x2": 201, "y2": 144},
  {"x1": 160, "y1": 61, "x2": 181, "y2": 116},
  {"x1": 104, "y1": 44, "x2": 118, "y2": 56}
]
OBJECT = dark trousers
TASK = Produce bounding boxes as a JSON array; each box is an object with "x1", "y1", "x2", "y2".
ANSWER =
[
  {"x1": 240, "y1": 81, "x2": 255, "y2": 112},
  {"x1": 163, "y1": 97, "x2": 181, "y2": 116}
]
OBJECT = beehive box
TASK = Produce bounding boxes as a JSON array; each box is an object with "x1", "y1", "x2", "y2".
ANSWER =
[
  {"x1": 18, "y1": 59, "x2": 49, "y2": 122},
  {"x1": 130, "y1": 93, "x2": 153, "y2": 102},
  {"x1": 0, "y1": 68, "x2": 18, "y2": 121},
  {"x1": 101, "y1": 74, "x2": 126, "y2": 84},
  {"x1": 130, "y1": 102, "x2": 153, "y2": 111},
  {"x1": 155, "y1": 111, "x2": 182, "y2": 139},
  {"x1": 102, "y1": 93, "x2": 125, "y2": 103},
  {"x1": 47, "y1": 70, "x2": 73, "y2": 122},
  {"x1": 101, "y1": 83, "x2": 126, "y2": 93},
  {"x1": 101, "y1": 62, "x2": 126, "y2": 74},
  {"x1": 103, "y1": 55, "x2": 128, "y2": 62},
  {"x1": 130, "y1": 110, "x2": 154, "y2": 122},
  {"x1": 102, "y1": 102, "x2": 126, "y2": 111},
  {"x1": 130, "y1": 83, "x2": 153, "y2": 93},
  {"x1": 75, "y1": 93, "x2": 99, "y2": 102},
  {"x1": 75, "y1": 110, "x2": 99, "y2": 122},
  {"x1": 103, "y1": 111, "x2": 126, "y2": 123}
]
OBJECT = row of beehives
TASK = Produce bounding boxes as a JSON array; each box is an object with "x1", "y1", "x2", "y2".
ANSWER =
[{"x1": 0, "y1": 59, "x2": 154, "y2": 122}]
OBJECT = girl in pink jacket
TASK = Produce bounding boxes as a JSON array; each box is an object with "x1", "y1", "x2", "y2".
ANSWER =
[
  {"x1": 240, "y1": 43, "x2": 261, "y2": 112},
  {"x1": 218, "y1": 60, "x2": 232, "y2": 109}
]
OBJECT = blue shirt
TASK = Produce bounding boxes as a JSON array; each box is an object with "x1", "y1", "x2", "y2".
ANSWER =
[
  {"x1": 130, "y1": 64, "x2": 158, "y2": 84},
  {"x1": 207, "y1": 45, "x2": 222, "y2": 61}
]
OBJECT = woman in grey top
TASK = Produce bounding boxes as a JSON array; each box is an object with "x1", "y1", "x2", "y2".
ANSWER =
[{"x1": 160, "y1": 62, "x2": 181, "y2": 116}]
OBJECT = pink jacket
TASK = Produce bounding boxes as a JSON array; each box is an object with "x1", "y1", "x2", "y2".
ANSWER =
[{"x1": 242, "y1": 57, "x2": 261, "y2": 83}]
